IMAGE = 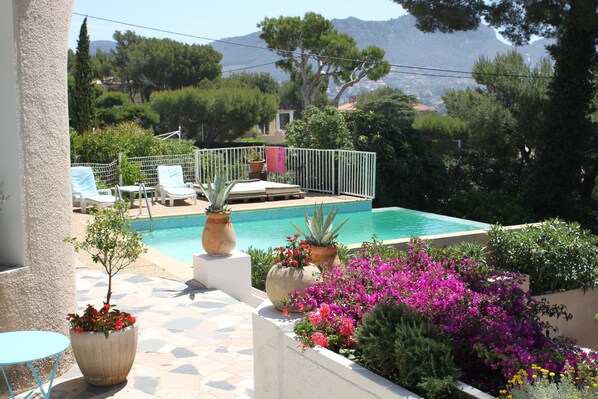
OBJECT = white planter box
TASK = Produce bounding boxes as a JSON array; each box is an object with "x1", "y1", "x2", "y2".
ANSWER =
[{"x1": 253, "y1": 300, "x2": 493, "y2": 399}]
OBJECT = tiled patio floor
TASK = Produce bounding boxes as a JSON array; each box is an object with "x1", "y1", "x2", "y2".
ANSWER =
[{"x1": 23, "y1": 270, "x2": 255, "y2": 399}]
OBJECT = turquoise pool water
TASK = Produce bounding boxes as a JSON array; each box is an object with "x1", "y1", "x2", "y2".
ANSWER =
[{"x1": 134, "y1": 201, "x2": 489, "y2": 263}]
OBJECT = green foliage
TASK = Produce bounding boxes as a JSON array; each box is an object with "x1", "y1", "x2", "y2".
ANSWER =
[
  {"x1": 197, "y1": 173, "x2": 237, "y2": 213},
  {"x1": 227, "y1": 72, "x2": 280, "y2": 95},
  {"x1": 488, "y1": 220, "x2": 598, "y2": 294},
  {"x1": 70, "y1": 121, "x2": 195, "y2": 163},
  {"x1": 71, "y1": 17, "x2": 95, "y2": 132},
  {"x1": 357, "y1": 87, "x2": 418, "y2": 131},
  {"x1": 118, "y1": 154, "x2": 145, "y2": 186},
  {"x1": 526, "y1": 21, "x2": 598, "y2": 220},
  {"x1": 347, "y1": 109, "x2": 447, "y2": 210},
  {"x1": 258, "y1": 12, "x2": 389, "y2": 109},
  {"x1": 285, "y1": 105, "x2": 353, "y2": 150},
  {"x1": 95, "y1": 92, "x2": 159, "y2": 129},
  {"x1": 151, "y1": 85, "x2": 278, "y2": 147},
  {"x1": 64, "y1": 201, "x2": 147, "y2": 305},
  {"x1": 394, "y1": 0, "x2": 598, "y2": 226},
  {"x1": 358, "y1": 234, "x2": 401, "y2": 261},
  {"x1": 90, "y1": 48, "x2": 115, "y2": 79},
  {"x1": 112, "y1": 30, "x2": 222, "y2": 101},
  {"x1": 440, "y1": 189, "x2": 534, "y2": 226},
  {"x1": 412, "y1": 113, "x2": 470, "y2": 155},
  {"x1": 356, "y1": 302, "x2": 460, "y2": 399},
  {"x1": 291, "y1": 203, "x2": 349, "y2": 247},
  {"x1": 443, "y1": 52, "x2": 552, "y2": 167},
  {"x1": 246, "y1": 247, "x2": 275, "y2": 291},
  {"x1": 428, "y1": 240, "x2": 490, "y2": 275}
]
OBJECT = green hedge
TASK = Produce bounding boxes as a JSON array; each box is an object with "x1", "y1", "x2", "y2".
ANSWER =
[
  {"x1": 488, "y1": 219, "x2": 598, "y2": 294},
  {"x1": 70, "y1": 121, "x2": 195, "y2": 163}
]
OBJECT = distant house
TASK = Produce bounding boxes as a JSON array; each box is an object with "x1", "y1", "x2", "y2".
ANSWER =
[
  {"x1": 338, "y1": 95, "x2": 437, "y2": 114},
  {"x1": 238, "y1": 109, "x2": 295, "y2": 144}
]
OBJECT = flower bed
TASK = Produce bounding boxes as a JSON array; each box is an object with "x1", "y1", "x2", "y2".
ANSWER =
[
  {"x1": 253, "y1": 301, "x2": 493, "y2": 399},
  {"x1": 285, "y1": 240, "x2": 598, "y2": 396}
]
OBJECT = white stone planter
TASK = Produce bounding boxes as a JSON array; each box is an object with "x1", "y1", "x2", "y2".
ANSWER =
[
  {"x1": 70, "y1": 323, "x2": 138, "y2": 386},
  {"x1": 253, "y1": 300, "x2": 493, "y2": 399},
  {"x1": 535, "y1": 288, "x2": 598, "y2": 348}
]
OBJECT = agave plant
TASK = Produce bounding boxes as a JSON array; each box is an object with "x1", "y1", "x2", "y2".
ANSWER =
[
  {"x1": 197, "y1": 173, "x2": 238, "y2": 213},
  {"x1": 291, "y1": 203, "x2": 349, "y2": 247}
]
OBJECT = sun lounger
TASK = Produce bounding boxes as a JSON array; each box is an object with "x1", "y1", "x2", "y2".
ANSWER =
[
  {"x1": 70, "y1": 166, "x2": 116, "y2": 214},
  {"x1": 195, "y1": 180, "x2": 304, "y2": 203},
  {"x1": 156, "y1": 165, "x2": 197, "y2": 207}
]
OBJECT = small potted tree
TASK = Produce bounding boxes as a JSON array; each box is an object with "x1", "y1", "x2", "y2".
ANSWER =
[
  {"x1": 291, "y1": 203, "x2": 349, "y2": 269},
  {"x1": 65, "y1": 201, "x2": 146, "y2": 386},
  {"x1": 197, "y1": 173, "x2": 238, "y2": 256}
]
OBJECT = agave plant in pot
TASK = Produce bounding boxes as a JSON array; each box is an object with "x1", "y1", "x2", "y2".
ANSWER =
[
  {"x1": 291, "y1": 203, "x2": 348, "y2": 270},
  {"x1": 64, "y1": 201, "x2": 146, "y2": 386},
  {"x1": 265, "y1": 233, "x2": 321, "y2": 312},
  {"x1": 197, "y1": 173, "x2": 238, "y2": 256}
]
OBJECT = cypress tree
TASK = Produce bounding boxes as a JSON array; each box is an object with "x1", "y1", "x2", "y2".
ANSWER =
[{"x1": 72, "y1": 17, "x2": 95, "y2": 132}]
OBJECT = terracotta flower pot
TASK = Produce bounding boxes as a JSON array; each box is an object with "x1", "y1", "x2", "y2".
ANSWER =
[
  {"x1": 70, "y1": 324, "x2": 138, "y2": 386},
  {"x1": 310, "y1": 246, "x2": 340, "y2": 270},
  {"x1": 202, "y1": 212, "x2": 236, "y2": 256},
  {"x1": 265, "y1": 263, "x2": 321, "y2": 312},
  {"x1": 248, "y1": 160, "x2": 265, "y2": 173}
]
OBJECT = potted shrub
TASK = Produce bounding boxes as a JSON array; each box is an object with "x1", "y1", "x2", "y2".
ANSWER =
[
  {"x1": 246, "y1": 147, "x2": 265, "y2": 173},
  {"x1": 197, "y1": 173, "x2": 238, "y2": 256},
  {"x1": 291, "y1": 203, "x2": 349, "y2": 269},
  {"x1": 265, "y1": 233, "x2": 321, "y2": 312},
  {"x1": 64, "y1": 201, "x2": 147, "y2": 386}
]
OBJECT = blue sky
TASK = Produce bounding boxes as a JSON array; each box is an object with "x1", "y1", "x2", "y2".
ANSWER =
[{"x1": 69, "y1": 0, "x2": 407, "y2": 49}]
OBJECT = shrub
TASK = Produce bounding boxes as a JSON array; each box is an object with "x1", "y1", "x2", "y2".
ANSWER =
[
  {"x1": 70, "y1": 121, "x2": 195, "y2": 163},
  {"x1": 489, "y1": 219, "x2": 598, "y2": 294},
  {"x1": 246, "y1": 246, "x2": 275, "y2": 291},
  {"x1": 427, "y1": 240, "x2": 491, "y2": 275},
  {"x1": 118, "y1": 154, "x2": 145, "y2": 186},
  {"x1": 356, "y1": 302, "x2": 460, "y2": 399}
]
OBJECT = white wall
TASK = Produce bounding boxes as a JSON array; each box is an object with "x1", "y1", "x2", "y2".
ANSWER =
[{"x1": 0, "y1": 0, "x2": 76, "y2": 394}]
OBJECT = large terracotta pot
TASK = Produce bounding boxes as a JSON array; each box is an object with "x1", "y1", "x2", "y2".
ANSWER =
[
  {"x1": 248, "y1": 160, "x2": 265, "y2": 173},
  {"x1": 202, "y1": 212, "x2": 236, "y2": 256},
  {"x1": 310, "y1": 246, "x2": 340, "y2": 270},
  {"x1": 70, "y1": 324, "x2": 138, "y2": 386},
  {"x1": 265, "y1": 263, "x2": 321, "y2": 312}
]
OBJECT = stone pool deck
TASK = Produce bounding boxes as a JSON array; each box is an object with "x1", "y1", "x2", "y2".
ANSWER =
[
  {"x1": 20, "y1": 269, "x2": 255, "y2": 399},
  {"x1": 28, "y1": 194, "x2": 362, "y2": 398}
]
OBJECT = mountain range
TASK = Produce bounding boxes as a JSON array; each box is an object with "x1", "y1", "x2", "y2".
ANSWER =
[{"x1": 92, "y1": 14, "x2": 552, "y2": 109}]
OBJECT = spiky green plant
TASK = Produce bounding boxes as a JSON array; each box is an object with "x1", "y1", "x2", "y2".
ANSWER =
[
  {"x1": 291, "y1": 203, "x2": 349, "y2": 247},
  {"x1": 197, "y1": 173, "x2": 238, "y2": 213}
]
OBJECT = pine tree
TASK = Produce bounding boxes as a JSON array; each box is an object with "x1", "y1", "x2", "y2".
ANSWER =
[{"x1": 72, "y1": 17, "x2": 95, "y2": 132}]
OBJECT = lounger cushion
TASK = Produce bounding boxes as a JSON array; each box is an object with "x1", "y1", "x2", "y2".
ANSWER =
[
  {"x1": 164, "y1": 187, "x2": 195, "y2": 197},
  {"x1": 87, "y1": 195, "x2": 117, "y2": 204}
]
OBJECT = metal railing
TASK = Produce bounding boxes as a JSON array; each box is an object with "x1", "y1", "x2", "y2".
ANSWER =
[
  {"x1": 71, "y1": 146, "x2": 376, "y2": 198},
  {"x1": 337, "y1": 150, "x2": 377, "y2": 198}
]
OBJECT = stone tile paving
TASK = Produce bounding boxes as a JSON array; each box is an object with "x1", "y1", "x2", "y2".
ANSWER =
[{"x1": 23, "y1": 270, "x2": 254, "y2": 398}]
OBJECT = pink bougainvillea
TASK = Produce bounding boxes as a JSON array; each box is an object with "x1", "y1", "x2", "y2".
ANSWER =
[{"x1": 291, "y1": 240, "x2": 597, "y2": 392}]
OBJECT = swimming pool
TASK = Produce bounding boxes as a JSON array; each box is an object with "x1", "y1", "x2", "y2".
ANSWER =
[{"x1": 134, "y1": 201, "x2": 489, "y2": 263}]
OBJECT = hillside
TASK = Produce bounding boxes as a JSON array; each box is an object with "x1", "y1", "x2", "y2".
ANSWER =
[
  {"x1": 91, "y1": 14, "x2": 552, "y2": 108},
  {"x1": 211, "y1": 14, "x2": 551, "y2": 108}
]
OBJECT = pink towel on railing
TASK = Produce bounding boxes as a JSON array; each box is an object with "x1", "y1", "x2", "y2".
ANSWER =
[{"x1": 266, "y1": 147, "x2": 286, "y2": 173}]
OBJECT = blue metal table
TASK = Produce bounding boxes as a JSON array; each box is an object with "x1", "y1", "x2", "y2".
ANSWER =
[{"x1": 0, "y1": 331, "x2": 70, "y2": 399}]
